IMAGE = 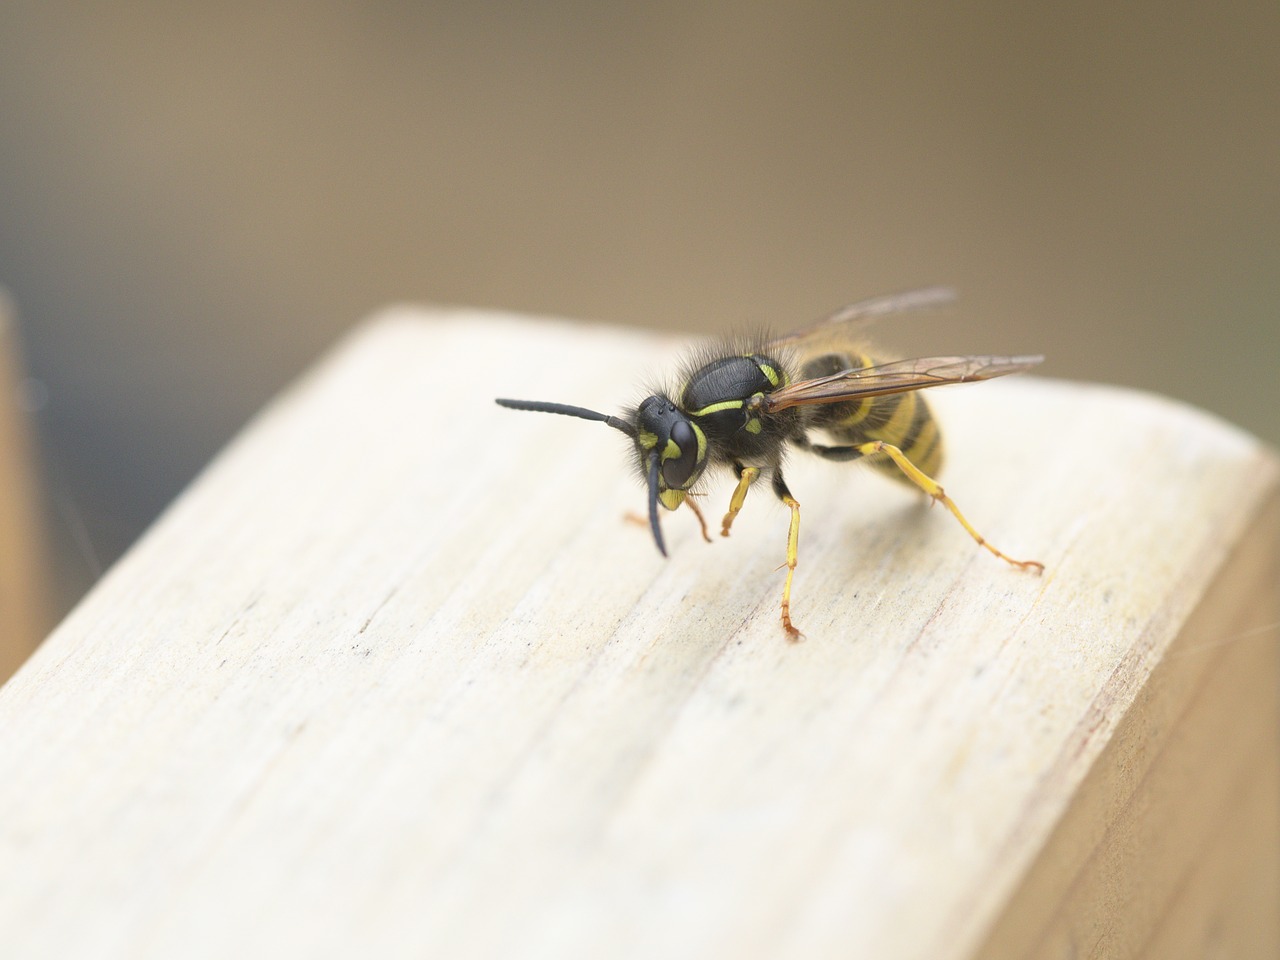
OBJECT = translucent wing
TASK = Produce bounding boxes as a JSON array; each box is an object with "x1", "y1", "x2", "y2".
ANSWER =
[
  {"x1": 760, "y1": 354, "x2": 1043, "y2": 413},
  {"x1": 767, "y1": 286, "x2": 957, "y2": 349}
]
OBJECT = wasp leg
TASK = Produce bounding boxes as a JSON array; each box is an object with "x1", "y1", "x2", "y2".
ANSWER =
[
  {"x1": 627, "y1": 501, "x2": 712, "y2": 543},
  {"x1": 771, "y1": 471, "x2": 804, "y2": 641},
  {"x1": 684, "y1": 495, "x2": 713, "y2": 543},
  {"x1": 804, "y1": 438, "x2": 1042, "y2": 572},
  {"x1": 721, "y1": 463, "x2": 759, "y2": 537}
]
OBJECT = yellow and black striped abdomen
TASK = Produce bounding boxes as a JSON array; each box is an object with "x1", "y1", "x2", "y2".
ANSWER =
[{"x1": 798, "y1": 349, "x2": 945, "y2": 484}]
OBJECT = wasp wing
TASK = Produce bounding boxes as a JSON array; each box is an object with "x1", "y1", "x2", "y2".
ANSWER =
[
  {"x1": 767, "y1": 286, "x2": 957, "y2": 349},
  {"x1": 760, "y1": 354, "x2": 1043, "y2": 413}
]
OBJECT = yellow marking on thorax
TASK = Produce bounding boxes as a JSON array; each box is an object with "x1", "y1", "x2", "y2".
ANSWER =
[{"x1": 689, "y1": 399, "x2": 744, "y2": 417}]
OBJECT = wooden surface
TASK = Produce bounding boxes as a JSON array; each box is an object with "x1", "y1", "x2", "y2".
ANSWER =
[
  {"x1": 0, "y1": 296, "x2": 48, "y2": 680},
  {"x1": 0, "y1": 308, "x2": 1276, "y2": 959}
]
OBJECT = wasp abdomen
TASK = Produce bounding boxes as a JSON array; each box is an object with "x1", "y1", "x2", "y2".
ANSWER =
[{"x1": 800, "y1": 350, "x2": 945, "y2": 480}]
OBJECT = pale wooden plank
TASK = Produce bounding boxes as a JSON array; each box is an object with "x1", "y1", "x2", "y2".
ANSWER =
[
  {"x1": 1139, "y1": 742, "x2": 1280, "y2": 959},
  {"x1": 973, "y1": 492, "x2": 1280, "y2": 958},
  {"x1": 0, "y1": 295, "x2": 49, "y2": 680},
  {"x1": 0, "y1": 307, "x2": 1274, "y2": 959}
]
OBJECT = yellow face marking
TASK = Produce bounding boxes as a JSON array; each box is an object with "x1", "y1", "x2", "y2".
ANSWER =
[
  {"x1": 692, "y1": 422, "x2": 707, "y2": 461},
  {"x1": 637, "y1": 430, "x2": 658, "y2": 450},
  {"x1": 659, "y1": 488, "x2": 686, "y2": 510},
  {"x1": 663, "y1": 438, "x2": 681, "y2": 460},
  {"x1": 759, "y1": 363, "x2": 781, "y2": 387}
]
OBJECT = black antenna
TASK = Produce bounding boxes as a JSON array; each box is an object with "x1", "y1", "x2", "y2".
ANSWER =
[
  {"x1": 497, "y1": 396, "x2": 667, "y2": 556},
  {"x1": 495, "y1": 398, "x2": 636, "y2": 438},
  {"x1": 646, "y1": 451, "x2": 667, "y2": 557}
]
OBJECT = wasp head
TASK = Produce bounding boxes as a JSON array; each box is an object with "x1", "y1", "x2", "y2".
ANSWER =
[{"x1": 628, "y1": 395, "x2": 707, "y2": 556}]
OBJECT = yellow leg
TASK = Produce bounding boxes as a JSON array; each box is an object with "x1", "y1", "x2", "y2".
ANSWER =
[
  {"x1": 780, "y1": 494, "x2": 803, "y2": 640},
  {"x1": 720, "y1": 466, "x2": 759, "y2": 537},
  {"x1": 858, "y1": 441, "x2": 1043, "y2": 573},
  {"x1": 684, "y1": 495, "x2": 713, "y2": 543}
]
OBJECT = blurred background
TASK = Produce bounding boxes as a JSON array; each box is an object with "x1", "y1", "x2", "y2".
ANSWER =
[{"x1": 0, "y1": 1, "x2": 1276, "y2": 622}]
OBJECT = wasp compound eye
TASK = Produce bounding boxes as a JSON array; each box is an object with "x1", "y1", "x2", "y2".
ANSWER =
[{"x1": 662, "y1": 419, "x2": 699, "y2": 489}]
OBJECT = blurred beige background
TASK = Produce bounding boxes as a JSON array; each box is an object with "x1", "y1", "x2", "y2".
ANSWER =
[{"x1": 1, "y1": 2, "x2": 1277, "y2": 614}]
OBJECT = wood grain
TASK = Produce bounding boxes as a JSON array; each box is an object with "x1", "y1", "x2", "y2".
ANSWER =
[{"x1": 0, "y1": 308, "x2": 1275, "y2": 959}]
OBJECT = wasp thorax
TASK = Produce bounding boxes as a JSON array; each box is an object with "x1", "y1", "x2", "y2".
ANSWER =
[{"x1": 635, "y1": 395, "x2": 708, "y2": 506}]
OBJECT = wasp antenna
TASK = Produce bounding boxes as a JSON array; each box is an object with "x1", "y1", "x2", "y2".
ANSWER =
[
  {"x1": 495, "y1": 398, "x2": 636, "y2": 437},
  {"x1": 646, "y1": 451, "x2": 668, "y2": 558}
]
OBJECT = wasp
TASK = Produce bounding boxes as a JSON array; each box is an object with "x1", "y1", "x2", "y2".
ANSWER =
[{"x1": 496, "y1": 288, "x2": 1043, "y2": 639}]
